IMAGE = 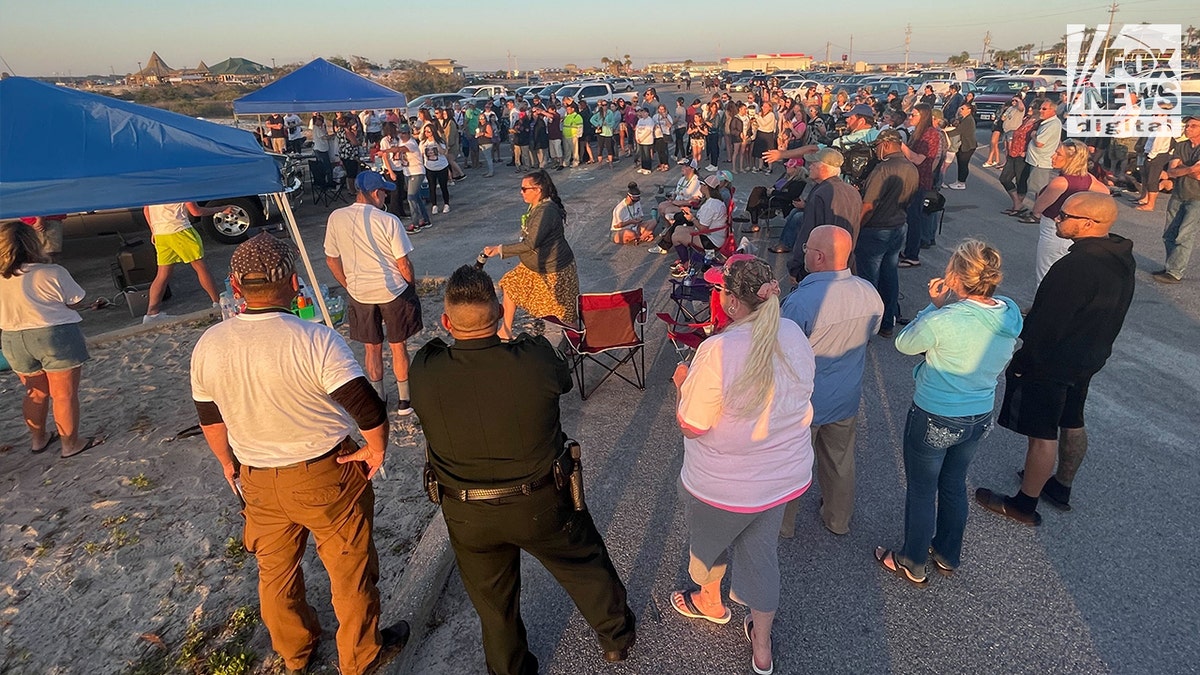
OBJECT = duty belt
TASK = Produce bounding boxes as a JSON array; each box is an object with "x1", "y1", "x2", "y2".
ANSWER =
[{"x1": 440, "y1": 472, "x2": 556, "y2": 502}]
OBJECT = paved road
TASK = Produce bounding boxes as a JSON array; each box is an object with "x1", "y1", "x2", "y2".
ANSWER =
[
  {"x1": 40, "y1": 85, "x2": 1200, "y2": 673},
  {"x1": 404, "y1": 126, "x2": 1200, "y2": 673}
]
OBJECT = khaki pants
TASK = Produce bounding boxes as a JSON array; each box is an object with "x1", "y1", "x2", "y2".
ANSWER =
[
  {"x1": 782, "y1": 416, "x2": 857, "y2": 536},
  {"x1": 242, "y1": 450, "x2": 381, "y2": 675}
]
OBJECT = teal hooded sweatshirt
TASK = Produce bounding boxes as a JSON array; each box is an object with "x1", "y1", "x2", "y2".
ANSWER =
[{"x1": 894, "y1": 296, "x2": 1024, "y2": 417}]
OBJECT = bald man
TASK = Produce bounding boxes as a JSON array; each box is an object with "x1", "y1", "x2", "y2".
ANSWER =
[
  {"x1": 977, "y1": 192, "x2": 1135, "y2": 525},
  {"x1": 780, "y1": 226, "x2": 883, "y2": 536}
]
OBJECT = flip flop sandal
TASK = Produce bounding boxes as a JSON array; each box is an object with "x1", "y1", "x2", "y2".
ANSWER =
[
  {"x1": 743, "y1": 615, "x2": 774, "y2": 674},
  {"x1": 669, "y1": 590, "x2": 732, "y2": 625},
  {"x1": 62, "y1": 435, "x2": 106, "y2": 459},
  {"x1": 874, "y1": 546, "x2": 928, "y2": 587},
  {"x1": 929, "y1": 548, "x2": 955, "y2": 577},
  {"x1": 32, "y1": 431, "x2": 61, "y2": 454},
  {"x1": 1018, "y1": 214, "x2": 1040, "y2": 224},
  {"x1": 1001, "y1": 208, "x2": 1022, "y2": 216}
]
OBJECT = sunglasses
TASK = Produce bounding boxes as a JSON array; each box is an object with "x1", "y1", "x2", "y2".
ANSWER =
[
  {"x1": 1055, "y1": 210, "x2": 1091, "y2": 222},
  {"x1": 520, "y1": 186, "x2": 538, "y2": 192}
]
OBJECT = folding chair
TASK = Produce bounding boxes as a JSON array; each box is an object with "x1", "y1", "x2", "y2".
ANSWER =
[
  {"x1": 657, "y1": 285, "x2": 730, "y2": 361},
  {"x1": 543, "y1": 289, "x2": 647, "y2": 400},
  {"x1": 308, "y1": 159, "x2": 348, "y2": 207}
]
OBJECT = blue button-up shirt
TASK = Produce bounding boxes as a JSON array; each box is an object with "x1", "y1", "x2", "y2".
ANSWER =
[{"x1": 780, "y1": 269, "x2": 883, "y2": 425}]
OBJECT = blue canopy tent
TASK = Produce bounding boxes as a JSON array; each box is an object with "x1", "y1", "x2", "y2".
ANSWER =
[
  {"x1": 0, "y1": 77, "x2": 282, "y2": 218},
  {"x1": 0, "y1": 77, "x2": 331, "y2": 324},
  {"x1": 232, "y1": 58, "x2": 407, "y2": 115}
]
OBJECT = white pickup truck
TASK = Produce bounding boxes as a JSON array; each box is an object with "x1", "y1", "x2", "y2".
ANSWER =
[{"x1": 457, "y1": 84, "x2": 514, "y2": 100}]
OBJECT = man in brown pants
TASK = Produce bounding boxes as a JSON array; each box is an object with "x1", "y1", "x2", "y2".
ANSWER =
[{"x1": 191, "y1": 233, "x2": 408, "y2": 675}]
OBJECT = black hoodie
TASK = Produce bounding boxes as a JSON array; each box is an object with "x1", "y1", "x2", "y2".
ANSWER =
[{"x1": 1010, "y1": 234, "x2": 1136, "y2": 382}]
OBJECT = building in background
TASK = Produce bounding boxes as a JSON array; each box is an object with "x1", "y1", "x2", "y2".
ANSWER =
[
  {"x1": 723, "y1": 53, "x2": 815, "y2": 73},
  {"x1": 427, "y1": 59, "x2": 466, "y2": 76}
]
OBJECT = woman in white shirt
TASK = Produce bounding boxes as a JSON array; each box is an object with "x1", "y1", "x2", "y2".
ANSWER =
[
  {"x1": 0, "y1": 222, "x2": 104, "y2": 458},
  {"x1": 419, "y1": 124, "x2": 452, "y2": 214},
  {"x1": 634, "y1": 107, "x2": 657, "y2": 174},
  {"x1": 753, "y1": 102, "x2": 779, "y2": 173},
  {"x1": 653, "y1": 104, "x2": 674, "y2": 171},
  {"x1": 670, "y1": 255, "x2": 814, "y2": 675}
]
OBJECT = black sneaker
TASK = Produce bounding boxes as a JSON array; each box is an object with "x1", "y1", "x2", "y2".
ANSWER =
[
  {"x1": 396, "y1": 399, "x2": 414, "y2": 416},
  {"x1": 362, "y1": 621, "x2": 411, "y2": 675}
]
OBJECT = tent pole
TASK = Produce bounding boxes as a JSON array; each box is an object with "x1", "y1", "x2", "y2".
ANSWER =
[{"x1": 272, "y1": 192, "x2": 333, "y2": 327}]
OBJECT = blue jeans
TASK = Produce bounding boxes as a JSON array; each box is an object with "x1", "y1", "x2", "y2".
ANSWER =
[
  {"x1": 903, "y1": 197, "x2": 934, "y2": 260},
  {"x1": 1164, "y1": 195, "x2": 1200, "y2": 279},
  {"x1": 855, "y1": 226, "x2": 906, "y2": 330},
  {"x1": 779, "y1": 209, "x2": 804, "y2": 248},
  {"x1": 899, "y1": 404, "x2": 993, "y2": 570},
  {"x1": 406, "y1": 174, "x2": 430, "y2": 225}
]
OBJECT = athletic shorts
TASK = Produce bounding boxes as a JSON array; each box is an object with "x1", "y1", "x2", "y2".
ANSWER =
[
  {"x1": 1, "y1": 323, "x2": 89, "y2": 375},
  {"x1": 997, "y1": 370, "x2": 1091, "y2": 441},
  {"x1": 154, "y1": 227, "x2": 205, "y2": 266},
  {"x1": 598, "y1": 136, "x2": 615, "y2": 155},
  {"x1": 347, "y1": 284, "x2": 423, "y2": 345}
]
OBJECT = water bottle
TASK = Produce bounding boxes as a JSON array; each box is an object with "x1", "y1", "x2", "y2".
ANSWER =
[
  {"x1": 219, "y1": 291, "x2": 236, "y2": 320},
  {"x1": 474, "y1": 250, "x2": 489, "y2": 269}
]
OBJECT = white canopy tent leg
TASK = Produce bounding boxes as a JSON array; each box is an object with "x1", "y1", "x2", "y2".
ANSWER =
[{"x1": 271, "y1": 192, "x2": 332, "y2": 327}]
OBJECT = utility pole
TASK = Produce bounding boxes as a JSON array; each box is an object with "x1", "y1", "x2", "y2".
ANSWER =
[
  {"x1": 849, "y1": 34, "x2": 854, "y2": 67},
  {"x1": 825, "y1": 41, "x2": 832, "y2": 72},
  {"x1": 1102, "y1": 2, "x2": 1120, "y2": 54},
  {"x1": 904, "y1": 24, "x2": 912, "y2": 70},
  {"x1": 982, "y1": 31, "x2": 991, "y2": 66}
]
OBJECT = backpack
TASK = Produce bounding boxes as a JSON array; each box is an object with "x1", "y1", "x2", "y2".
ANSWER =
[{"x1": 839, "y1": 141, "x2": 879, "y2": 190}]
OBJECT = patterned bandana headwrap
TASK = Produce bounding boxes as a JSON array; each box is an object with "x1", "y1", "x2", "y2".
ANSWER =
[{"x1": 230, "y1": 232, "x2": 296, "y2": 286}]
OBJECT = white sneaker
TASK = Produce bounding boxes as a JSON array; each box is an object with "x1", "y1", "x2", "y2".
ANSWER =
[
  {"x1": 705, "y1": 164, "x2": 718, "y2": 172},
  {"x1": 442, "y1": 204, "x2": 450, "y2": 213},
  {"x1": 648, "y1": 245, "x2": 669, "y2": 254},
  {"x1": 948, "y1": 182, "x2": 967, "y2": 190},
  {"x1": 142, "y1": 312, "x2": 172, "y2": 325},
  {"x1": 448, "y1": 179, "x2": 456, "y2": 186}
]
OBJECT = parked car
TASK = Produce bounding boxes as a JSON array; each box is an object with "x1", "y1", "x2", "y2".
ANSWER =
[
  {"x1": 780, "y1": 79, "x2": 822, "y2": 98},
  {"x1": 730, "y1": 76, "x2": 755, "y2": 92},
  {"x1": 553, "y1": 81, "x2": 616, "y2": 106},
  {"x1": 456, "y1": 84, "x2": 513, "y2": 100},
  {"x1": 406, "y1": 92, "x2": 468, "y2": 111},
  {"x1": 923, "y1": 79, "x2": 979, "y2": 102},
  {"x1": 973, "y1": 77, "x2": 1053, "y2": 124},
  {"x1": 607, "y1": 77, "x2": 636, "y2": 92}
]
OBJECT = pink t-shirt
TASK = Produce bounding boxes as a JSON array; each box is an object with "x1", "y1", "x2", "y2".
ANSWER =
[{"x1": 678, "y1": 320, "x2": 816, "y2": 512}]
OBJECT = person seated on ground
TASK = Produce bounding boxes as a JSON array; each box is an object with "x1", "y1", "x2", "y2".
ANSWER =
[
  {"x1": 649, "y1": 159, "x2": 704, "y2": 253},
  {"x1": 612, "y1": 182, "x2": 655, "y2": 244},
  {"x1": 744, "y1": 161, "x2": 808, "y2": 232},
  {"x1": 657, "y1": 176, "x2": 729, "y2": 277}
]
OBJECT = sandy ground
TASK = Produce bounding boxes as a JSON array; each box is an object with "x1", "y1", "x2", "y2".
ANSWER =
[{"x1": 0, "y1": 308, "x2": 451, "y2": 674}]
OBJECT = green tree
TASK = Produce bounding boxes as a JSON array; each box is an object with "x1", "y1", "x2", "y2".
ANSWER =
[
  {"x1": 383, "y1": 64, "x2": 464, "y2": 98},
  {"x1": 327, "y1": 56, "x2": 352, "y2": 70},
  {"x1": 623, "y1": 54, "x2": 632, "y2": 74},
  {"x1": 947, "y1": 51, "x2": 971, "y2": 65}
]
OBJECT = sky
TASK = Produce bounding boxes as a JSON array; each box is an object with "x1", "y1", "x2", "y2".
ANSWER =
[{"x1": 0, "y1": 0, "x2": 1193, "y2": 77}]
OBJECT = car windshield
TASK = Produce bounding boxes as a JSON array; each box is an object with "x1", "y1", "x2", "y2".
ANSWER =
[{"x1": 983, "y1": 80, "x2": 1033, "y2": 94}]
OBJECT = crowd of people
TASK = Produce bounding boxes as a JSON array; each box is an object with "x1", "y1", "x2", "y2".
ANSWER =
[{"x1": 4, "y1": 72, "x2": 1199, "y2": 674}]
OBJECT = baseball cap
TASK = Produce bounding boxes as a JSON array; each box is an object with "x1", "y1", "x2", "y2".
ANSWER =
[
  {"x1": 703, "y1": 174, "x2": 721, "y2": 188},
  {"x1": 678, "y1": 158, "x2": 698, "y2": 169},
  {"x1": 804, "y1": 148, "x2": 844, "y2": 168},
  {"x1": 875, "y1": 128, "x2": 904, "y2": 145},
  {"x1": 702, "y1": 253, "x2": 758, "y2": 286},
  {"x1": 847, "y1": 103, "x2": 875, "y2": 118},
  {"x1": 397, "y1": 124, "x2": 412, "y2": 134},
  {"x1": 230, "y1": 232, "x2": 296, "y2": 287},
  {"x1": 627, "y1": 182, "x2": 642, "y2": 197},
  {"x1": 356, "y1": 171, "x2": 397, "y2": 193},
  {"x1": 718, "y1": 170, "x2": 734, "y2": 184}
]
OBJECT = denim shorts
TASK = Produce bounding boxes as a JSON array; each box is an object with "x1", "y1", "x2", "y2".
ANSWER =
[{"x1": 1, "y1": 323, "x2": 90, "y2": 375}]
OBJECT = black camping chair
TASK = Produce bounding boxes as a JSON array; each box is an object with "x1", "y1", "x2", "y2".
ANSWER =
[{"x1": 308, "y1": 160, "x2": 348, "y2": 207}]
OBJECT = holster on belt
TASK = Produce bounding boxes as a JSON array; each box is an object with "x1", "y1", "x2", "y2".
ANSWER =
[
  {"x1": 555, "y1": 439, "x2": 587, "y2": 512},
  {"x1": 423, "y1": 443, "x2": 441, "y2": 505}
]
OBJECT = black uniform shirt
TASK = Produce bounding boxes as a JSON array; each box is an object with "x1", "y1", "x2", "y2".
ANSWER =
[{"x1": 410, "y1": 334, "x2": 573, "y2": 490}]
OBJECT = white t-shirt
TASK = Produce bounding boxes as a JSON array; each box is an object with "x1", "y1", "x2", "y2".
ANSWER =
[
  {"x1": 323, "y1": 203, "x2": 414, "y2": 304},
  {"x1": 611, "y1": 199, "x2": 644, "y2": 230},
  {"x1": 396, "y1": 137, "x2": 424, "y2": 175},
  {"x1": 693, "y1": 197, "x2": 728, "y2": 249},
  {"x1": 191, "y1": 312, "x2": 362, "y2": 468},
  {"x1": 678, "y1": 320, "x2": 816, "y2": 511},
  {"x1": 284, "y1": 113, "x2": 304, "y2": 141},
  {"x1": 0, "y1": 263, "x2": 85, "y2": 331},
  {"x1": 146, "y1": 202, "x2": 192, "y2": 236},
  {"x1": 634, "y1": 117, "x2": 656, "y2": 145},
  {"x1": 674, "y1": 174, "x2": 702, "y2": 203},
  {"x1": 419, "y1": 140, "x2": 450, "y2": 171}
]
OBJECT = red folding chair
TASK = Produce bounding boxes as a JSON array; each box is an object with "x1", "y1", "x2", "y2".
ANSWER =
[
  {"x1": 656, "y1": 285, "x2": 730, "y2": 361},
  {"x1": 543, "y1": 289, "x2": 647, "y2": 400}
]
